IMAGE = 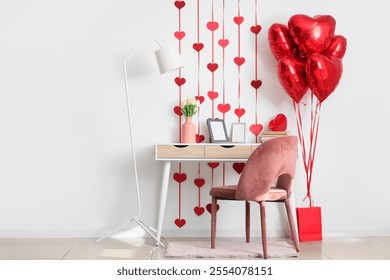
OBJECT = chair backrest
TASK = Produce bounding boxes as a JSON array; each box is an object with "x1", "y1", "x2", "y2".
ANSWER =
[{"x1": 235, "y1": 136, "x2": 298, "y2": 201}]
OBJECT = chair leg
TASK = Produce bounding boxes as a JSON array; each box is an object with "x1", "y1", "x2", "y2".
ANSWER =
[
  {"x1": 211, "y1": 196, "x2": 218, "y2": 249},
  {"x1": 245, "y1": 201, "x2": 250, "y2": 243},
  {"x1": 259, "y1": 201, "x2": 267, "y2": 259},
  {"x1": 284, "y1": 198, "x2": 300, "y2": 252}
]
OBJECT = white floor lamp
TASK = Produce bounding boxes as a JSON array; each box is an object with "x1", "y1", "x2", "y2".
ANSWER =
[{"x1": 97, "y1": 40, "x2": 183, "y2": 245}]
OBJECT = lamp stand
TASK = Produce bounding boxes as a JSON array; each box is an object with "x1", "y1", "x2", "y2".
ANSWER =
[{"x1": 96, "y1": 41, "x2": 167, "y2": 246}]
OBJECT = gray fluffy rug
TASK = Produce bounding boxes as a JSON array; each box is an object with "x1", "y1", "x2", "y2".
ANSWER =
[{"x1": 165, "y1": 240, "x2": 298, "y2": 259}]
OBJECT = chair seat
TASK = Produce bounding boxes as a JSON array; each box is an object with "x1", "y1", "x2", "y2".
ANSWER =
[{"x1": 210, "y1": 185, "x2": 288, "y2": 201}]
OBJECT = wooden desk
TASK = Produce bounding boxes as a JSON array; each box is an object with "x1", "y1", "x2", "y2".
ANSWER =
[{"x1": 155, "y1": 143, "x2": 260, "y2": 245}]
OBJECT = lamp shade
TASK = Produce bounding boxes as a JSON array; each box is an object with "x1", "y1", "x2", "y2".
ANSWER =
[{"x1": 155, "y1": 46, "x2": 184, "y2": 74}]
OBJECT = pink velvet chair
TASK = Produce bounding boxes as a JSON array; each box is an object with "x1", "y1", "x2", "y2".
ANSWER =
[{"x1": 210, "y1": 136, "x2": 300, "y2": 259}]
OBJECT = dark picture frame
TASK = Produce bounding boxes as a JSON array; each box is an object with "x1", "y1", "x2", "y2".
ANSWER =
[{"x1": 207, "y1": 118, "x2": 229, "y2": 143}]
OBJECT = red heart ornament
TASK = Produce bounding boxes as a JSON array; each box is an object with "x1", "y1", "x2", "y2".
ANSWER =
[
  {"x1": 234, "y1": 57, "x2": 245, "y2": 66},
  {"x1": 174, "y1": 106, "x2": 183, "y2": 116},
  {"x1": 217, "y1": 103, "x2": 231, "y2": 114},
  {"x1": 234, "y1": 108, "x2": 246, "y2": 118},
  {"x1": 174, "y1": 218, "x2": 186, "y2": 228},
  {"x1": 173, "y1": 172, "x2": 187, "y2": 183},
  {"x1": 174, "y1": 31, "x2": 185, "y2": 40},
  {"x1": 269, "y1": 114, "x2": 287, "y2": 131},
  {"x1": 268, "y1": 23, "x2": 298, "y2": 60},
  {"x1": 207, "y1": 91, "x2": 219, "y2": 100},
  {"x1": 218, "y1": 39, "x2": 229, "y2": 48},
  {"x1": 195, "y1": 95, "x2": 205, "y2": 104},
  {"x1": 174, "y1": 1, "x2": 186, "y2": 9},
  {"x1": 194, "y1": 178, "x2": 205, "y2": 188},
  {"x1": 208, "y1": 162, "x2": 220, "y2": 169},
  {"x1": 277, "y1": 57, "x2": 309, "y2": 103},
  {"x1": 207, "y1": 63, "x2": 219, "y2": 72},
  {"x1": 288, "y1": 14, "x2": 336, "y2": 56},
  {"x1": 234, "y1": 16, "x2": 244, "y2": 25},
  {"x1": 249, "y1": 124, "x2": 263, "y2": 136},
  {"x1": 251, "y1": 80, "x2": 262, "y2": 89},
  {"x1": 207, "y1": 21, "x2": 219, "y2": 31},
  {"x1": 196, "y1": 134, "x2": 205, "y2": 143},
  {"x1": 206, "y1": 203, "x2": 220, "y2": 213},
  {"x1": 174, "y1": 77, "x2": 186, "y2": 86},
  {"x1": 194, "y1": 206, "x2": 205, "y2": 216},
  {"x1": 192, "y1": 43, "x2": 204, "y2": 52},
  {"x1": 233, "y1": 162, "x2": 245, "y2": 174},
  {"x1": 306, "y1": 53, "x2": 343, "y2": 103},
  {"x1": 250, "y1": 25, "x2": 262, "y2": 34}
]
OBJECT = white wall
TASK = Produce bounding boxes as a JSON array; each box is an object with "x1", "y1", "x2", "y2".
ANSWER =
[{"x1": 0, "y1": 0, "x2": 389, "y2": 238}]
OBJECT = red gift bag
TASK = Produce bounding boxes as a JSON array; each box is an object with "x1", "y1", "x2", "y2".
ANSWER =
[{"x1": 296, "y1": 206, "x2": 322, "y2": 242}]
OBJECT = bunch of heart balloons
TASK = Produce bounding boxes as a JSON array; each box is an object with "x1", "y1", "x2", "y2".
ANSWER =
[{"x1": 268, "y1": 14, "x2": 347, "y2": 103}]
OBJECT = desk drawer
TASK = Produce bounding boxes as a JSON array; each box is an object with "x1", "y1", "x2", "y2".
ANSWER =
[
  {"x1": 156, "y1": 145, "x2": 204, "y2": 159},
  {"x1": 204, "y1": 145, "x2": 252, "y2": 159}
]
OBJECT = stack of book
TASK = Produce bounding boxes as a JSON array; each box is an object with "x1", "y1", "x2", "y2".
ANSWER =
[{"x1": 260, "y1": 130, "x2": 290, "y2": 142}]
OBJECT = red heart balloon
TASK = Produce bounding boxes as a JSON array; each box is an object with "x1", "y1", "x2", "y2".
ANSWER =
[
  {"x1": 324, "y1": 35, "x2": 347, "y2": 59},
  {"x1": 217, "y1": 103, "x2": 231, "y2": 114},
  {"x1": 306, "y1": 53, "x2": 343, "y2": 103},
  {"x1": 194, "y1": 206, "x2": 205, "y2": 216},
  {"x1": 206, "y1": 203, "x2": 219, "y2": 213},
  {"x1": 233, "y1": 163, "x2": 245, "y2": 174},
  {"x1": 269, "y1": 114, "x2": 287, "y2": 131},
  {"x1": 277, "y1": 57, "x2": 309, "y2": 103},
  {"x1": 288, "y1": 14, "x2": 336, "y2": 56},
  {"x1": 268, "y1": 23, "x2": 297, "y2": 60},
  {"x1": 174, "y1": 218, "x2": 186, "y2": 228}
]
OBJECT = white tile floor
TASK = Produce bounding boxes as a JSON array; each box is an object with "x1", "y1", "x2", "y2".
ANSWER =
[{"x1": 0, "y1": 236, "x2": 390, "y2": 260}]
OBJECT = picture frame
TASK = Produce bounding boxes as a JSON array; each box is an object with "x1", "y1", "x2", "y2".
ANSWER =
[
  {"x1": 207, "y1": 118, "x2": 229, "y2": 143},
  {"x1": 231, "y1": 123, "x2": 246, "y2": 143}
]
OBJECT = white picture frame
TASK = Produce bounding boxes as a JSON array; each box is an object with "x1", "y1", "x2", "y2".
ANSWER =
[{"x1": 231, "y1": 123, "x2": 246, "y2": 143}]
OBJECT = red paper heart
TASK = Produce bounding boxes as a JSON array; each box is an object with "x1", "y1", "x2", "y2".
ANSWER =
[
  {"x1": 269, "y1": 114, "x2": 287, "y2": 131},
  {"x1": 250, "y1": 124, "x2": 263, "y2": 136},
  {"x1": 192, "y1": 43, "x2": 204, "y2": 52},
  {"x1": 234, "y1": 57, "x2": 245, "y2": 66},
  {"x1": 174, "y1": 1, "x2": 186, "y2": 9},
  {"x1": 196, "y1": 134, "x2": 205, "y2": 143},
  {"x1": 208, "y1": 162, "x2": 220, "y2": 169},
  {"x1": 174, "y1": 31, "x2": 185, "y2": 40},
  {"x1": 173, "y1": 172, "x2": 187, "y2": 183},
  {"x1": 207, "y1": 21, "x2": 219, "y2": 31},
  {"x1": 194, "y1": 206, "x2": 205, "y2": 216},
  {"x1": 207, "y1": 63, "x2": 219, "y2": 72},
  {"x1": 174, "y1": 218, "x2": 186, "y2": 228},
  {"x1": 233, "y1": 162, "x2": 245, "y2": 174},
  {"x1": 218, "y1": 39, "x2": 229, "y2": 48},
  {"x1": 250, "y1": 25, "x2": 262, "y2": 34},
  {"x1": 251, "y1": 80, "x2": 262, "y2": 89},
  {"x1": 174, "y1": 77, "x2": 186, "y2": 86},
  {"x1": 288, "y1": 14, "x2": 336, "y2": 56},
  {"x1": 207, "y1": 91, "x2": 219, "y2": 100},
  {"x1": 234, "y1": 108, "x2": 246, "y2": 118},
  {"x1": 206, "y1": 203, "x2": 220, "y2": 213},
  {"x1": 217, "y1": 103, "x2": 231, "y2": 114},
  {"x1": 194, "y1": 178, "x2": 205, "y2": 188},
  {"x1": 306, "y1": 54, "x2": 343, "y2": 103},
  {"x1": 195, "y1": 95, "x2": 205, "y2": 104},
  {"x1": 233, "y1": 16, "x2": 244, "y2": 25},
  {"x1": 174, "y1": 106, "x2": 183, "y2": 116}
]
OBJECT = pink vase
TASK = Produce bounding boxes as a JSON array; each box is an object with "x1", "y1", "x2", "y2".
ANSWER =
[{"x1": 182, "y1": 117, "x2": 196, "y2": 143}]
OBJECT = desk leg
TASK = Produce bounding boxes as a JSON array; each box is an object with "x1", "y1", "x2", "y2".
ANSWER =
[{"x1": 156, "y1": 161, "x2": 171, "y2": 246}]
